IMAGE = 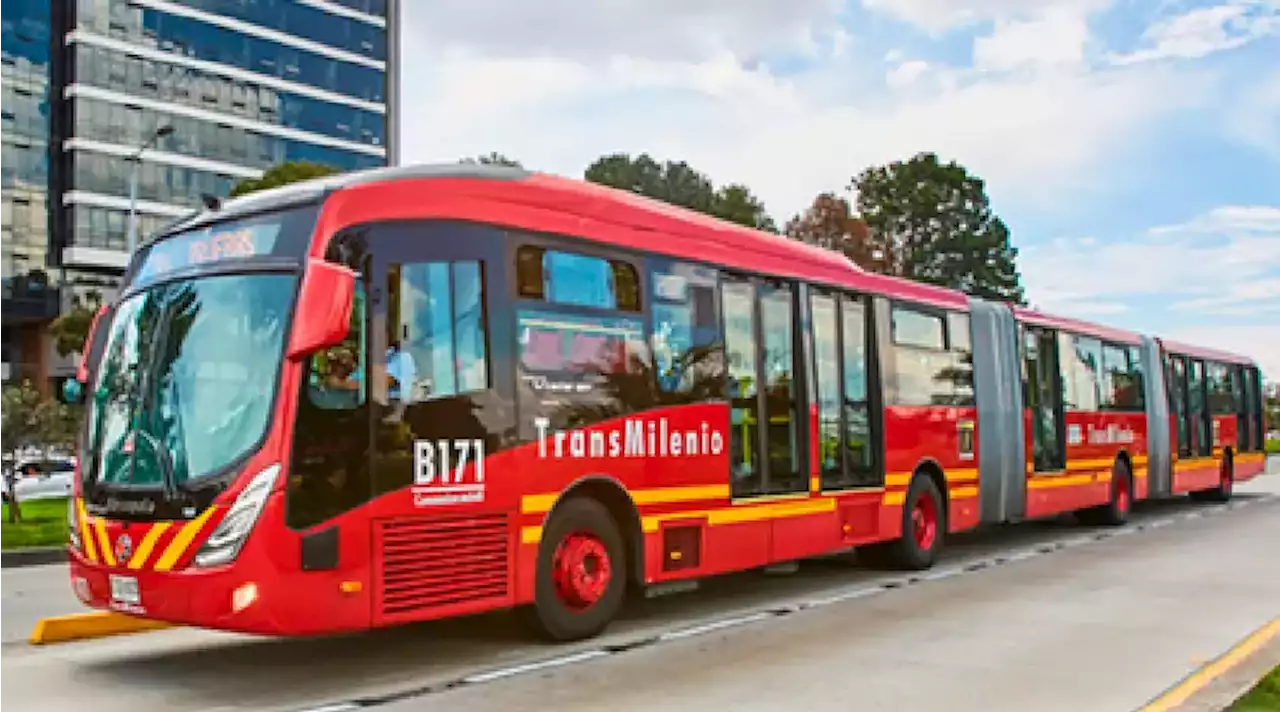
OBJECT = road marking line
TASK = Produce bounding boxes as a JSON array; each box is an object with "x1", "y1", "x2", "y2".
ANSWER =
[{"x1": 1139, "y1": 616, "x2": 1280, "y2": 712}]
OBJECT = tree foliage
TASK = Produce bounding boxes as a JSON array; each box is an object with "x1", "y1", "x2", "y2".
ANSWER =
[
  {"x1": 230, "y1": 160, "x2": 340, "y2": 198},
  {"x1": 2, "y1": 381, "x2": 81, "y2": 520},
  {"x1": 850, "y1": 152, "x2": 1026, "y2": 303},
  {"x1": 584, "y1": 153, "x2": 777, "y2": 232},
  {"x1": 783, "y1": 193, "x2": 879, "y2": 268},
  {"x1": 48, "y1": 289, "x2": 103, "y2": 357},
  {"x1": 460, "y1": 152, "x2": 523, "y2": 168}
]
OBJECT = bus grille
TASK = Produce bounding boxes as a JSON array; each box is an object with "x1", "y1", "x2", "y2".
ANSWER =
[{"x1": 376, "y1": 514, "x2": 510, "y2": 619}]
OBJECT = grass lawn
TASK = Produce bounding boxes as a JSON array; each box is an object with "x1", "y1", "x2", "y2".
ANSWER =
[
  {"x1": 1228, "y1": 664, "x2": 1280, "y2": 712},
  {"x1": 1, "y1": 497, "x2": 69, "y2": 550},
  {"x1": 1266, "y1": 439, "x2": 1280, "y2": 455}
]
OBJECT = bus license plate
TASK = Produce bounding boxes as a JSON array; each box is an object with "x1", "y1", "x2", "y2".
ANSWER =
[{"x1": 110, "y1": 575, "x2": 140, "y2": 604}]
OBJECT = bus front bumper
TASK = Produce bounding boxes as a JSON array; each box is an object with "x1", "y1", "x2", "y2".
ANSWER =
[{"x1": 67, "y1": 549, "x2": 289, "y2": 635}]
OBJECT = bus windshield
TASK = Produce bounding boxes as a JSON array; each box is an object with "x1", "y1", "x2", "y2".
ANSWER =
[{"x1": 83, "y1": 272, "x2": 296, "y2": 498}]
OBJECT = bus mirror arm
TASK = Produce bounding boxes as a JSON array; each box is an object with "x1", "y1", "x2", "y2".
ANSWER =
[{"x1": 286, "y1": 259, "x2": 356, "y2": 360}]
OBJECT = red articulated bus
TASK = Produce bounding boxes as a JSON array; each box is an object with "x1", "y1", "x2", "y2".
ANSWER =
[{"x1": 63, "y1": 164, "x2": 1270, "y2": 642}]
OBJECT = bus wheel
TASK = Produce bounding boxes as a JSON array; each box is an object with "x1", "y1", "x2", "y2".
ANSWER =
[
  {"x1": 523, "y1": 497, "x2": 626, "y2": 642},
  {"x1": 1205, "y1": 453, "x2": 1234, "y2": 503},
  {"x1": 876, "y1": 474, "x2": 945, "y2": 571},
  {"x1": 1082, "y1": 459, "x2": 1132, "y2": 526}
]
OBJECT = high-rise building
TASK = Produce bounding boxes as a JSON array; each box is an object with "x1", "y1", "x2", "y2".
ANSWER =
[
  {"x1": 2, "y1": 0, "x2": 399, "y2": 392},
  {"x1": 2, "y1": 0, "x2": 58, "y2": 387}
]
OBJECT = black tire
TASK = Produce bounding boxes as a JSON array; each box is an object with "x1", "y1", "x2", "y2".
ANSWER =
[
  {"x1": 1080, "y1": 458, "x2": 1132, "y2": 526},
  {"x1": 1200, "y1": 452, "x2": 1234, "y2": 503},
  {"x1": 521, "y1": 497, "x2": 627, "y2": 642},
  {"x1": 874, "y1": 473, "x2": 945, "y2": 571}
]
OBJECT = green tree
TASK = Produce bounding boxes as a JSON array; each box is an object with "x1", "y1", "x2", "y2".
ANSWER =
[
  {"x1": 784, "y1": 193, "x2": 878, "y2": 269},
  {"x1": 48, "y1": 289, "x2": 103, "y2": 358},
  {"x1": 850, "y1": 152, "x2": 1026, "y2": 303},
  {"x1": 584, "y1": 153, "x2": 777, "y2": 231},
  {"x1": 230, "y1": 160, "x2": 340, "y2": 198},
  {"x1": 1, "y1": 381, "x2": 78, "y2": 522},
  {"x1": 461, "y1": 152, "x2": 523, "y2": 168}
]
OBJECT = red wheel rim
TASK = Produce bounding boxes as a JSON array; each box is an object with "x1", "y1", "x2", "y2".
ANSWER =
[
  {"x1": 1221, "y1": 461, "x2": 1231, "y2": 491},
  {"x1": 1116, "y1": 469, "x2": 1130, "y2": 512},
  {"x1": 911, "y1": 493, "x2": 938, "y2": 551},
  {"x1": 552, "y1": 532, "x2": 612, "y2": 610}
]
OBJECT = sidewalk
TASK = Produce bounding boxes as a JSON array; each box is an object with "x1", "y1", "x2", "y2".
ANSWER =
[{"x1": 1179, "y1": 642, "x2": 1279, "y2": 712}]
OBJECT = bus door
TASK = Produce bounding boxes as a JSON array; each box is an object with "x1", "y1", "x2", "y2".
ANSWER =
[
  {"x1": 1167, "y1": 355, "x2": 1192, "y2": 458},
  {"x1": 720, "y1": 274, "x2": 807, "y2": 499},
  {"x1": 1022, "y1": 326, "x2": 1065, "y2": 473},
  {"x1": 1186, "y1": 359, "x2": 1211, "y2": 457},
  {"x1": 366, "y1": 220, "x2": 516, "y2": 512}
]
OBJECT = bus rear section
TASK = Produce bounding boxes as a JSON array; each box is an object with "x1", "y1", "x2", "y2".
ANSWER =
[
  {"x1": 1158, "y1": 341, "x2": 1268, "y2": 499},
  {"x1": 968, "y1": 303, "x2": 1150, "y2": 528}
]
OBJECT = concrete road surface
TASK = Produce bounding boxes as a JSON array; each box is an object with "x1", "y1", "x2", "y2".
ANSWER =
[
  {"x1": 1, "y1": 562, "x2": 87, "y2": 644},
  {"x1": 2, "y1": 467, "x2": 1277, "y2": 712}
]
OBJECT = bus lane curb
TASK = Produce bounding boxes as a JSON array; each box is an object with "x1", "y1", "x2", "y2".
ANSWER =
[
  {"x1": 1138, "y1": 616, "x2": 1280, "y2": 712},
  {"x1": 29, "y1": 611, "x2": 174, "y2": 645}
]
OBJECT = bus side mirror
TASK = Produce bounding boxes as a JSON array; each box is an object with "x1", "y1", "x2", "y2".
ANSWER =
[
  {"x1": 60, "y1": 378, "x2": 84, "y2": 405},
  {"x1": 287, "y1": 259, "x2": 355, "y2": 360}
]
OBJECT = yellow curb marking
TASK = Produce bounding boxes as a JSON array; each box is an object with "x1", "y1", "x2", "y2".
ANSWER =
[
  {"x1": 29, "y1": 611, "x2": 173, "y2": 645},
  {"x1": 1140, "y1": 616, "x2": 1280, "y2": 712}
]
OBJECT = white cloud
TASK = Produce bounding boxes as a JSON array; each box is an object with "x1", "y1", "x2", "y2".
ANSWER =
[
  {"x1": 1022, "y1": 204, "x2": 1280, "y2": 323},
  {"x1": 1109, "y1": 0, "x2": 1280, "y2": 65},
  {"x1": 398, "y1": 0, "x2": 843, "y2": 63},
  {"x1": 859, "y1": 0, "x2": 1111, "y2": 35},
  {"x1": 1166, "y1": 325, "x2": 1280, "y2": 381},
  {"x1": 972, "y1": 7, "x2": 1092, "y2": 72},
  {"x1": 399, "y1": 12, "x2": 1209, "y2": 219}
]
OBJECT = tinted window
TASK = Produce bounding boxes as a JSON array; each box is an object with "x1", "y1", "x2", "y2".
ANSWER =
[
  {"x1": 515, "y1": 246, "x2": 640, "y2": 312},
  {"x1": 889, "y1": 305, "x2": 972, "y2": 406},
  {"x1": 1061, "y1": 334, "x2": 1101, "y2": 411},
  {"x1": 650, "y1": 261, "x2": 724, "y2": 400}
]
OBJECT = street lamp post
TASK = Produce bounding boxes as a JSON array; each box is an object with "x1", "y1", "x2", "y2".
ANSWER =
[{"x1": 125, "y1": 124, "x2": 174, "y2": 256}]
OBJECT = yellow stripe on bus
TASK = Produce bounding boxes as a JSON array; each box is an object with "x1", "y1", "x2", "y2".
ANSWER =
[
  {"x1": 152, "y1": 506, "x2": 218, "y2": 572},
  {"x1": 128, "y1": 522, "x2": 172, "y2": 570},
  {"x1": 521, "y1": 484, "x2": 729, "y2": 515},
  {"x1": 76, "y1": 499, "x2": 98, "y2": 564},
  {"x1": 641, "y1": 496, "x2": 836, "y2": 533},
  {"x1": 93, "y1": 518, "x2": 116, "y2": 567},
  {"x1": 952, "y1": 486, "x2": 979, "y2": 500}
]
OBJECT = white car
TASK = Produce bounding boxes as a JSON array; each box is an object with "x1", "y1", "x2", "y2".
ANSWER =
[{"x1": 2, "y1": 457, "x2": 76, "y2": 502}]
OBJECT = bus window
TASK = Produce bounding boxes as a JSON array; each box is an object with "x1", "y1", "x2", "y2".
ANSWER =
[
  {"x1": 888, "y1": 305, "x2": 961, "y2": 406},
  {"x1": 650, "y1": 260, "x2": 723, "y2": 401},
  {"x1": 515, "y1": 245, "x2": 641, "y2": 312},
  {"x1": 306, "y1": 283, "x2": 367, "y2": 410},
  {"x1": 722, "y1": 278, "x2": 762, "y2": 497},
  {"x1": 811, "y1": 293, "x2": 841, "y2": 485},
  {"x1": 841, "y1": 296, "x2": 876, "y2": 485},
  {"x1": 1100, "y1": 342, "x2": 1142, "y2": 410},
  {"x1": 387, "y1": 260, "x2": 490, "y2": 404},
  {"x1": 759, "y1": 281, "x2": 802, "y2": 495},
  {"x1": 288, "y1": 270, "x2": 373, "y2": 530},
  {"x1": 1060, "y1": 334, "x2": 1101, "y2": 411}
]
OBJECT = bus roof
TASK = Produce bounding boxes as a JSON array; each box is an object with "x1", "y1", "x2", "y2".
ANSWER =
[
  {"x1": 1155, "y1": 337, "x2": 1256, "y2": 366},
  {"x1": 305, "y1": 164, "x2": 970, "y2": 310},
  {"x1": 1012, "y1": 306, "x2": 1144, "y2": 346}
]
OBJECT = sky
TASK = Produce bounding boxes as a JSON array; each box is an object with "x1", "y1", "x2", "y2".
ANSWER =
[{"x1": 397, "y1": 0, "x2": 1280, "y2": 379}]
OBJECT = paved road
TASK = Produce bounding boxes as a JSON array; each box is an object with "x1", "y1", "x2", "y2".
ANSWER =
[
  {"x1": 0, "y1": 561, "x2": 87, "y2": 644},
  {"x1": 2, "y1": 465, "x2": 1277, "y2": 712}
]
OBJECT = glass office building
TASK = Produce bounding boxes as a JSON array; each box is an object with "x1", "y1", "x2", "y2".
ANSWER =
[
  {"x1": 2, "y1": 0, "x2": 398, "y2": 391},
  {"x1": 2, "y1": 0, "x2": 57, "y2": 387}
]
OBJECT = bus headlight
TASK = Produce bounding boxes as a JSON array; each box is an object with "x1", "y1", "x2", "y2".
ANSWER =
[{"x1": 192, "y1": 464, "x2": 280, "y2": 569}]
